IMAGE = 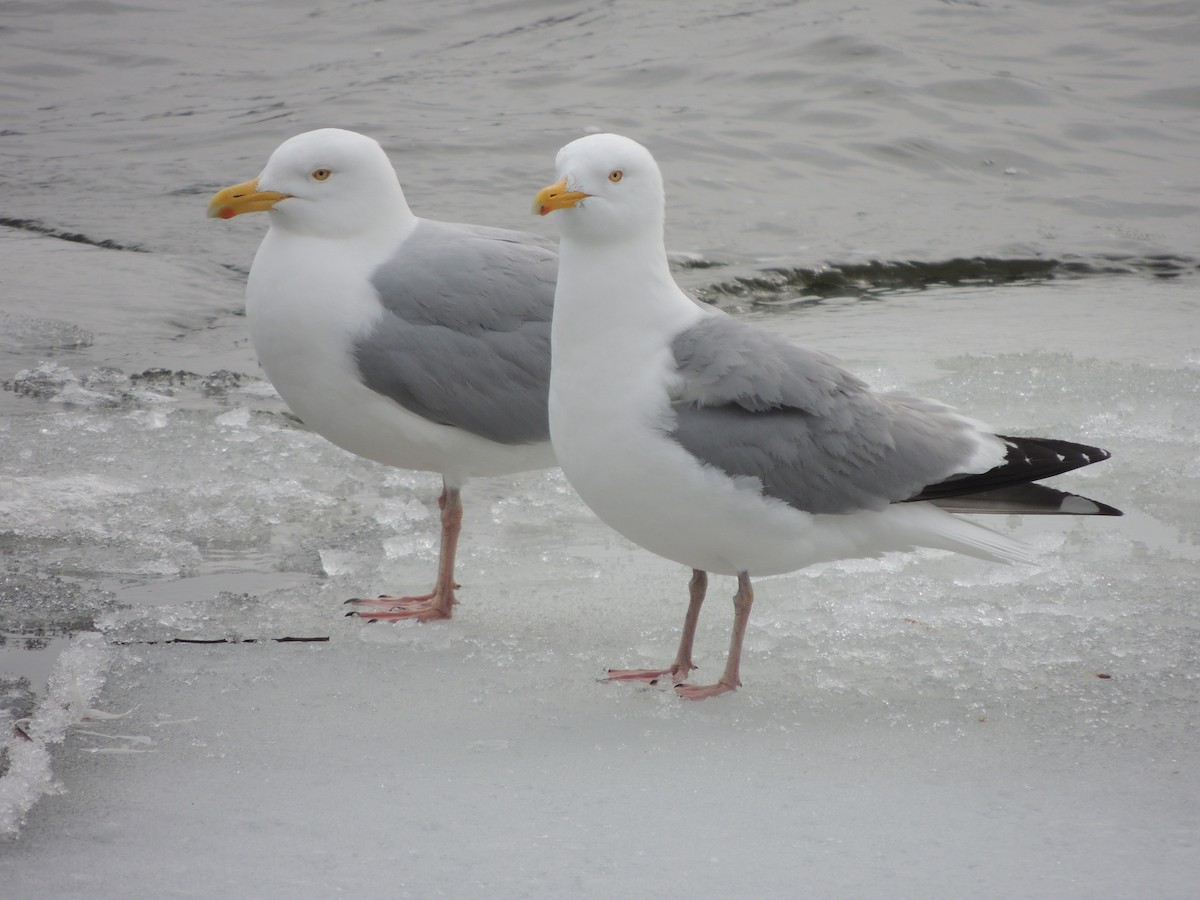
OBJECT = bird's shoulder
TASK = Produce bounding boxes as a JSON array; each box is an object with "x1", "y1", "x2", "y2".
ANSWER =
[
  {"x1": 370, "y1": 218, "x2": 558, "y2": 329},
  {"x1": 669, "y1": 312, "x2": 868, "y2": 414}
]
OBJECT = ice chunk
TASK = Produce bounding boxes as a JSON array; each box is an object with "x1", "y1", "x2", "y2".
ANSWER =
[{"x1": 0, "y1": 633, "x2": 112, "y2": 836}]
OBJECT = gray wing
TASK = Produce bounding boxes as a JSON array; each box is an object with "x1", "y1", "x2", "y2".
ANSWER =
[
  {"x1": 668, "y1": 315, "x2": 991, "y2": 514},
  {"x1": 355, "y1": 219, "x2": 556, "y2": 446}
]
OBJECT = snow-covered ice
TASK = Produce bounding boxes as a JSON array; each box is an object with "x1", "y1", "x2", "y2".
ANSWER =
[{"x1": 2, "y1": 261, "x2": 1196, "y2": 898}]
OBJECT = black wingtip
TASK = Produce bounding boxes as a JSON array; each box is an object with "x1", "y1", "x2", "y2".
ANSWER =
[
  {"x1": 911, "y1": 436, "x2": 1118, "y2": 505},
  {"x1": 929, "y1": 483, "x2": 1124, "y2": 517}
]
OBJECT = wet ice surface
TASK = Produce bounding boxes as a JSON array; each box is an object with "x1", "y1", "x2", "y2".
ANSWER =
[
  {"x1": 3, "y1": 0, "x2": 1200, "y2": 896},
  {"x1": 2, "y1": 241, "x2": 1197, "y2": 896}
]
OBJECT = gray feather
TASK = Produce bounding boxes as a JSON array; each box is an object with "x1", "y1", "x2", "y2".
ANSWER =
[
  {"x1": 356, "y1": 219, "x2": 557, "y2": 445},
  {"x1": 669, "y1": 316, "x2": 990, "y2": 514}
]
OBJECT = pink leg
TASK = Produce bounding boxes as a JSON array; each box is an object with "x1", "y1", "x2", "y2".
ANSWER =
[
  {"x1": 675, "y1": 571, "x2": 753, "y2": 701},
  {"x1": 345, "y1": 481, "x2": 463, "y2": 622},
  {"x1": 605, "y1": 569, "x2": 707, "y2": 684}
]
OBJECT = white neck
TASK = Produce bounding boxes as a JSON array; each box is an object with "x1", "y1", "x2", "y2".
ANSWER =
[
  {"x1": 547, "y1": 227, "x2": 708, "y2": 520},
  {"x1": 552, "y1": 232, "x2": 702, "y2": 352},
  {"x1": 548, "y1": 229, "x2": 707, "y2": 462}
]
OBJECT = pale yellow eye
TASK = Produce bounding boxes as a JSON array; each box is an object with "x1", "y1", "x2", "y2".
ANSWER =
[
  {"x1": 311, "y1": 168, "x2": 332, "y2": 181},
  {"x1": 608, "y1": 170, "x2": 623, "y2": 183}
]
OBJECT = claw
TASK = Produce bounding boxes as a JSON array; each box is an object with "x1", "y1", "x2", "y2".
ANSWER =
[{"x1": 674, "y1": 681, "x2": 736, "y2": 701}]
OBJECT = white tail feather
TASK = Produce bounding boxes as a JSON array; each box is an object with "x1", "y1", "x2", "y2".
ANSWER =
[{"x1": 893, "y1": 503, "x2": 1037, "y2": 565}]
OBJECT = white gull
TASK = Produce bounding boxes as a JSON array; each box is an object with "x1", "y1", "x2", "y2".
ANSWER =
[
  {"x1": 535, "y1": 133, "x2": 1120, "y2": 700},
  {"x1": 209, "y1": 128, "x2": 556, "y2": 621}
]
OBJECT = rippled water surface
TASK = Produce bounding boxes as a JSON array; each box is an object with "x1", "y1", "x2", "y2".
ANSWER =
[{"x1": 1, "y1": 1, "x2": 1198, "y2": 897}]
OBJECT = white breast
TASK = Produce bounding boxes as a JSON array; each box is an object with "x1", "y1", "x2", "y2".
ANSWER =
[{"x1": 247, "y1": 227, "x2": 552, "y2": 483}]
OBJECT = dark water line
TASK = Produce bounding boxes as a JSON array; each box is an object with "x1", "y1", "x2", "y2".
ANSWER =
[
  {"x1": 695, "y1": 254, "x2": 1199, "y2": 305},
  {"x1": 0, "y1": 216, "x2": 148, "y2": 253}
]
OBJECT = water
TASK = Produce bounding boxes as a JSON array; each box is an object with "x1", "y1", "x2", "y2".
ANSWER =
[{"x1": 1, "y1": 1, "x2": 1198, "y2": 897}]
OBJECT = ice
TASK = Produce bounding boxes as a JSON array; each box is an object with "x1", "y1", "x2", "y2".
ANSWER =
[
  {"x1": 0, "y1": 314, "x2": 93, "y2": 355},
  {"x1": 1, "y1": 274, "x2": 1196, "y2": 898},
  {"x1": 6, "y1": 362, "x2": 117, "y2": 408},
  {"x1": 5, "y1": 591, "x2": 1197, "y2": 896},
  {"x1": 0, "y1": 634, "x2": 112, "y2": 836}
]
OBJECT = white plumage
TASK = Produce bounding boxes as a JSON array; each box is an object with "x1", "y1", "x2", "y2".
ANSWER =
[
  {"x1": 536, "y1": 133, "x2": 1119, "y2": 699},
  {"x1": 211, "y1": 129, "x2": 557, "y2": 620}
]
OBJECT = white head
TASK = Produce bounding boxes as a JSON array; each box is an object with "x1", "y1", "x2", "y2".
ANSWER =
[
  {"x1": 534, "y1": 133, "x2": 665, "y2": 245},
  {"x1": 208, "y1": 128, "x2": 413, "y2": 238}
]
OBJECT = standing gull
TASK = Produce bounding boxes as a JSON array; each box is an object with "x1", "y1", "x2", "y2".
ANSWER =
[
  {"x1": 535, "y1": 133, "x2": 1121, "y2": 699},
  {"x1": 209, "y1": 128, "x2": 556, "y2": 620}
]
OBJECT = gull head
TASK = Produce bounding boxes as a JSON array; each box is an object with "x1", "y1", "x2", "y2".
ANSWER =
[
  {"x1": 534, "y1": 133, "x2": 665, "y2": 244},
  {"x1": 208, "y1": 128, "x2": 410, "y2": 238}
]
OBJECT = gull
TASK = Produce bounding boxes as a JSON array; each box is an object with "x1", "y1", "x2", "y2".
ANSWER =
[
  {"x1": 209, "y1": 128, "x2": 556, "y2": 620},
  {"x1": 535, "y1": 133, "x2": 1120, "y2": 699}
]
